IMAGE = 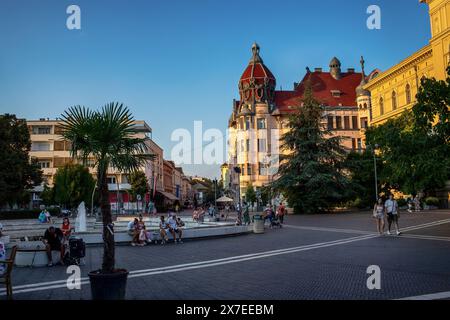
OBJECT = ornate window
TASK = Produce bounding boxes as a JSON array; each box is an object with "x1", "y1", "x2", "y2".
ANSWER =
[
  {"x1": 256, "y1": 88, "x2": 264, "y2": 100},
  {"x1": 392, "y1": 91, "x2": 397, "y2": 110},
  {"x1": 379, "y1": 97, "x2": 384, "y2": 115},
  {"x1": 405, "y1": 84, "x2": 411, "y2": 105}
]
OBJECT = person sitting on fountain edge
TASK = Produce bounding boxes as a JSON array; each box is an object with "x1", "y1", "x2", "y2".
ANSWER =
[
  {"x1": 43, "y1": 226, "x2": 65, "y2": 267},
  {"x1": 168, "y1": 214, "x2": 183, "y2": 244}
]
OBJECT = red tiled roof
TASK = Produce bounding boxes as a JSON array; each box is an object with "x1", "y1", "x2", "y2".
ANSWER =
[
  {"x1": 275, "y1": 71, "x2": 362, "y2": 112},
  {"x1": 240, "y1": 62, "x2": 276, "y2": 83}
]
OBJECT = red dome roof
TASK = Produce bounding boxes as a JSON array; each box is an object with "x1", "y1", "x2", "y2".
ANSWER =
[
  {"x1": 239, "y1": 43, "x2": 276, "y2": 85},
  {"x1": 238, "y1": 43, "x2": 276, "y2": 105}
]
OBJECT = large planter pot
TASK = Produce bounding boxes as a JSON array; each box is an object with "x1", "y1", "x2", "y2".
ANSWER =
[
  {"x1": 252, "y1": 214, "x2": 265, "y2": 234},
  {"x1": 88, "y1": 269, "x2": 129, "y2": 300}
]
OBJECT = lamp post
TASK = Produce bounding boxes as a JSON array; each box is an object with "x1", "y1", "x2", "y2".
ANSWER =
[
  {"x1": 371, "y1": 144, "x2": 379, "y2": 201},
  {"x1": 213, "y1": 178, "x2": 217, "y2": 210},
  {"x1": 233, "y1": 166, "x2": 242, "y2": 221},
  {"x1": 264, "y1": 155, "x2": 272, "y2": 206}
]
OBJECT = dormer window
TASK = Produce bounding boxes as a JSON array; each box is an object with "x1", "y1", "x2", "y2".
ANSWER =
[{"x1": 331, "y1": 90, "x2": 341, "y2": 97}]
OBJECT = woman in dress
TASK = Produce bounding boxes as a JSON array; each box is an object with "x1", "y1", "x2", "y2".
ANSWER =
[{"x1": 373, "y1": 198, "x2": 385, "y2": 235}]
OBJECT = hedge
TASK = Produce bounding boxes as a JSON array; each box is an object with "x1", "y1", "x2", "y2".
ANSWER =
[
  {"x1": 425, "y1": 197, "x2": 439, "y2": 207},
  {"x1": 0, "y1": 208, "x2": 60, "y2": 220}
]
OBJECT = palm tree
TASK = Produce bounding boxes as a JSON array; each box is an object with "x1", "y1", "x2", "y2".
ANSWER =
[{"x1": 60, "y1": 103, "x2": 153, "y2": 273}]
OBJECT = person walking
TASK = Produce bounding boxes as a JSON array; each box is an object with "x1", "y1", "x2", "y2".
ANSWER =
[
  {"x1": 373, "y1": 198, "x2": 385, "y2": 235},
  {"x1": 385, "y1": 195, "x2": 401, "y2": 235},
  {"x1": 277, "y1": 202, "x2": 286, "y2": 225},
  {"x1": 407, "y1": 198, "x2": 413, "y2": 213},
  {"x1": 242, "y1": 201, "x2": 250, "y2": 225},
  {"x1": 414, "y1": 196, "x2": 421, "y2": 212}
]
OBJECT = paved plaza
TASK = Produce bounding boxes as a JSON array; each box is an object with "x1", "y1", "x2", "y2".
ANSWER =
[{"x1": 2, "y1": 210, "x2": 450, "y2": 300}]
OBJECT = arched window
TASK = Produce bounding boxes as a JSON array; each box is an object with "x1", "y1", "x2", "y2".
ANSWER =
[
  {"x1": 405, "y1": 84, "x2": 411, "y2": 105},
  {"x1": 392, "y1": 91, "x2": 397, "y2": 110},
  {"x1": 379, "y1": 97, "x2": 384, "y2": 115}
]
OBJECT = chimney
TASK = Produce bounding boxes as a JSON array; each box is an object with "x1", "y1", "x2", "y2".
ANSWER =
[
  {"x1": 347, "y1": 68, "x2": 355, "y2": 73},
  {"x1": 314, "y1": 68, "x2": 322, "y2": 73}
]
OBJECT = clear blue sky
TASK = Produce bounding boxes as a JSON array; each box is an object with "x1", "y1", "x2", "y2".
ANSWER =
[{"x1": 0, "y1": 0, "x2": 430, "y2": 178}]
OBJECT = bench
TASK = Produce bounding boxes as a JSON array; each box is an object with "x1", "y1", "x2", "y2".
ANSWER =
[
  {"x1": 14, "y1": 241, "x2": 61, "y2": 267},
  {"x1": 0, "y1": 246, "x2": 17, "y2": 300}
]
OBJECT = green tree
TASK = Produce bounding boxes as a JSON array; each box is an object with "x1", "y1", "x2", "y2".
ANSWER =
[
  {"x1": 245, "y1": 182, "x2": 257, "y2": 206},
  {"x1": 53, "y1": 163, "x2": 96, "y2": 209},
  {"x1": 365, "y1": 67, "x2": 450, "y2": 196},
  {"x1": 129, "y1": 171, "x2": 148, "y2": 200},
  {"x1": 0, "y1": 114, "x2": 42, "y2": 208},
  {"x1": 61, "y1": 103, "x2": 153, "y2": 273},
  {"x1": 271, "y1": 82, "x2": 352, "y2": 214},
  {"x1": 345, "y1": 150, "x2": 385, "y2": 208},
  {"x1": 40, "y1": 183, "x2": 55, "y2": 206}
]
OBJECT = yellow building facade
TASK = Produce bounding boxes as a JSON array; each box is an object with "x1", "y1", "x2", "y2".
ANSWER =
[{"x1": 364, "y1": 0, "x2": 450, "y2": 126}]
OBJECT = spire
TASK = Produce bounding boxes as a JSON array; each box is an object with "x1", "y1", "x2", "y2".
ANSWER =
[
  {"x1": 360, "y1": 56, "x2": 366, "y2": 80},
  {"x1": 249, "y1": 42, "x2": 263, "y2": 64},
  {"x1": 356, "y1": 55, "x2": 370, "y2": 97}
]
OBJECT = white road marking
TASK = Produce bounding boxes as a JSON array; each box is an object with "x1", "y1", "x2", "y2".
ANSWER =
[
  {"x1": 284, "y1": 225, "x2": 374, "y2": 235},
  {"x1": 398, "y1": 234, "x2": 450, "y2": 242},
  {"x1": 397, "y1": 291, "x2": 450, "y2": 300},
  {"x1": 2, "y1": 218, "x2": 450, "y2": 297},
  {"x1": 1, "y1": 234, "x2": 377, "y2": 295}
]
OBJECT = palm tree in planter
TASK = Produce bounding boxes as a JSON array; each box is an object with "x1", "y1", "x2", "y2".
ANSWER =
[{"x1": 60, "y1": 103, "x2": 153, "y2": 300}]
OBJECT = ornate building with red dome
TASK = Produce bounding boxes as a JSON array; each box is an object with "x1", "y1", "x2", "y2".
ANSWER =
[{"x1": 226, "y1": 43, "x2": 375, "y2": 199}]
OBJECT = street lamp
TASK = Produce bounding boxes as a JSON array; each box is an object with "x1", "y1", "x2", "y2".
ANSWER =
[
  {"x1": 233, "y1": 166, "x2": 242, "y2": 221},
  {"x1": 370, "y1": 144, "x2": 380, "y2": 201},
  {"x1": 264, "y1": 155, "x2": 273, "y2": 206},
  {"x1": 213, "y1": 178, "x2": 217, "y2": 210}
]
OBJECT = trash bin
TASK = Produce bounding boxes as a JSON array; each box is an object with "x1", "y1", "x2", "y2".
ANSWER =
[{"x1": 253, "y1": 214, "x2": 265, "y2": 234}]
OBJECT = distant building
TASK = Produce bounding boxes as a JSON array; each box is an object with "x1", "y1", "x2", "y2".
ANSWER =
[
  {"x1": 26, "y1": 119, "x2": 163, "y2": 210},
  {"x1": 227, "y1": 43, "x2": 372, "y2": 198},
  {"x1": 362, "y1": 0, "x2": 450, "y2": 207},
  {"x1": 364, "y1": 0, "x2": 449, "y2": 127}
]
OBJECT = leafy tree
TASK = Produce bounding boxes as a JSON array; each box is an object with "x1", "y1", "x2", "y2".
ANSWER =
[
  {"x1": 365, "y1": 67, "x2": 450, "y2": 196},
  {"x1": 413, "y1": 66, "x2": 450, "y2": 143},
  {"x1": 0, "y1": 114, "x2": 42, "y2": 208},
  {"x1": 53, "y1": 163, "x2": 96, "y2": 209},
  {"x1": 61, "y1": 103, "x2": 153, "y2": 273},
  {"x1": 345, "y1": 150, "x2": 385, "y2": 208},
  {"x1": 271, "y1": 82, "x2": 352, "y2": 214},
  {"x1": 244, "y1": 182, "x2": 257, "y2": 206},
  {"x1": 40, "y1": 183, "x2": 55, "y2": 206},
  {"x1": 129, "y1": 171, "x2": 148, "y2": 200}
]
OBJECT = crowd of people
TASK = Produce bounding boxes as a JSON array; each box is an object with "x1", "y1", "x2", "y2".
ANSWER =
[
  {"x1": 261, "y1": 203, "x2": 286, "y2": 228},
  {"x1": 127, "y1": 213, "x2": 185, "y2": 246}
]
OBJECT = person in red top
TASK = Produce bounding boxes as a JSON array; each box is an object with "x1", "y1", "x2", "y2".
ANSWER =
[
  {"x1": 61, "y1": 218, "x2": 72, "y2": 238},
  {"x1": 277, "y1": 203, "x2": 286, "y2": 225}
]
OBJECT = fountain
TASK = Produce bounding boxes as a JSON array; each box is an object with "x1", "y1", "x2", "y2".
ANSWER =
[{"x1": 76, "y1": 201, "x2": 87, "y2": 232}]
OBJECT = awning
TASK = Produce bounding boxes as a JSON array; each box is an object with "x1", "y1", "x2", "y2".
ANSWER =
[
  {"x1": 216, "y1": 196, "x2": 234, "y2": 203},
  {"x1": 158, "y1": 191, "x2": 179, "y2": 201},
  {"x1": 108, "y1": 183, "x2": 131, "y2": 191}
]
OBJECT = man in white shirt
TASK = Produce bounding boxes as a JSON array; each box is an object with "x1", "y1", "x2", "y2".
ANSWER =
[
  {"x1": 168, "y1": 214, "x2": 183, "y2": 243},
  {"x1": 385, "y1": 195, "x2": 401, "y2": 235}
]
